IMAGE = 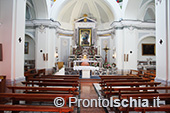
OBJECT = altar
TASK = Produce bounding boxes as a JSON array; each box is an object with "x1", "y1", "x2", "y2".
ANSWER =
[
  {"x1": 66, "y1": 15, "x2": 102, "y2": 78},
  {"x1": 73, "y1": 66, "x2": 99, "y2": 78}
]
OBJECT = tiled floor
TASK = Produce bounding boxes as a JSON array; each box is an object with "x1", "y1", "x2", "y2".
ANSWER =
[{"x1": 80, "y1": 83, "x2": 106, "y2": 113}]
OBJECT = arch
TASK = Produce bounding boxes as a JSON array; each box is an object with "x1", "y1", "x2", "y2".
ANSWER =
[
  {"x1": 26, "y1": 1, "x2": 36, "y2": 20},
  {"x1": 24, "y1": 34, "x2": 36, "y2": 70},
  {"x1": 32, "y1": 0, "x2": 49, "y2": 19},
  {"x1": 25, "y1": 32, "x2": 36, "y2": 44},
  {"x1": 143, "y1": 7, "x2": 155, "y2": 21},
  {"x1": 137, "y1": 35, "x2": 156, "y2": 60},
  {"x1": 138, "y1": 2, "x2": 155, "y2": 21},
  {"x1": 50, "y1": 0, "x2": 69, "y2": 21},
  {"x1": 138, "y1": 34, "x2": 156, "y2": 46},
  {"x1": 122, "y1": 0, "x2": 143, "y2": 19}
]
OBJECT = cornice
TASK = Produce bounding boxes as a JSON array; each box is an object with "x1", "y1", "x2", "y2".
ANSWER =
[
  {"x1": 97, "y1": 28, "x2": 115, "y2": 35},
  {"x1": 111, "y1": 20, "x2": 155, "y2": 30},
  {"x1": 26, "y1": 19, "x2": 61, "y2": 28}
]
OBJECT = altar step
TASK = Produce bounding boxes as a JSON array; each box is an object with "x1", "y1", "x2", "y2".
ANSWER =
[{"x1": 79, "y1": 79, "x2": 101, "y2": 83}]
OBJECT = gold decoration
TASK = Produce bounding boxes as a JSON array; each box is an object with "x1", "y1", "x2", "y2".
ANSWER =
[
  {"x1": 83, "y1": 14, "x2": 88, "y2": 17},
  {"x1": 84, "y1": 18, "x2": 87, "y2": 22}
]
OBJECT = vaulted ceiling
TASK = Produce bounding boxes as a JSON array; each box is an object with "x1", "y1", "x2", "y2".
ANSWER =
[{"x1": 56, "y1": 0, "x2": 115, "y2": 30}]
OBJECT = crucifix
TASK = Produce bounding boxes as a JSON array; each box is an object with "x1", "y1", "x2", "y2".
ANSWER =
[{"x1": 103, "y1": 46, "x2": 110, "y2": 63}]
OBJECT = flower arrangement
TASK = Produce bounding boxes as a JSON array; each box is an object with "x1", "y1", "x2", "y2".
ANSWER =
[
  {"x1": 92, "y1": 62, "x2": 99, "y2": 67},
  {"x1": 88, "y1": 48, "x2": 96, "y2": 55},
  {"x1": 75, "y1": 45, "x2": 83, "y2": 55},
  {"x1": 103, "y1": 62, "x2": 112, "y2": 69}
]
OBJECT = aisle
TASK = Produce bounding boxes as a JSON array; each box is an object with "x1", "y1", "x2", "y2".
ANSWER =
[{"x1": 80, "y1": 83, "x2": 106, "y2": 113}]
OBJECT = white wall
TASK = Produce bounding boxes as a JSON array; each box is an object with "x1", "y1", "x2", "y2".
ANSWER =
[
  {"x1": 47, "y1": 29, "x2": 56, "y2": 68},
  {"x1": 123, "y1": 28, "x2": 138, "y2": 70},
  {"x1": 35, "y1": 27, "x2": 48, "y2": 69},
  {"x1": 25, "y1": 35, "x2": 35, "y2": 60},
  {"x1": 115, "y1": 29, "x2": 124, "y2": 70},
  {"x1": 0, "y1": 0, "x2": 13, "y2": 80},
  {"x1": 168, "y1": 0, "x2": 170, "y2": 82},
  {"x1": 138, "y1": 37, "x2": 156, "y2": 61},
  {"x1": 58, "y1": 35, "x2": 72, "y2": 65},
  {"x1": 34, "y1": 26, "x2": 59, "y2": 73},
  {"x1": 156, "y1": 0, "x2": 168, "y2": 81},
  {"x1": 0, "y1": 0, "x2": 26, "y2": 83}
]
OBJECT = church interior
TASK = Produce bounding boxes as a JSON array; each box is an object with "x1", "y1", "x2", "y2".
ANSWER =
[{"x1": 0, "y1": 0, "x2": 170, "y2": 112}]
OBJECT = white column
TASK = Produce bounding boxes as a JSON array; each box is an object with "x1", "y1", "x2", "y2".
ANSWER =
[
  {"x1": 156, "y1": 0, "x2": 169, "y2": 81},
  {"x1": 35, "y1": 26, "x2": 49, "y2": 69},
  {"x1": 115, "y1": 29, "x2": 124, "y2": 73},
  {"x1": 34, "y1": 22, "x2": 58, "y2": 74},
  {"x1": 0, "y1": 0, "x2": 26, "y2": 83},
  {"x1": 123, "y1": 28, "x2": 138, "y2": 70}
]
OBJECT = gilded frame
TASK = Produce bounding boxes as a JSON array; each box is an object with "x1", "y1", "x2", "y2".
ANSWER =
[{"x1": 79, "y1": 28, "x2": 92, "y2": 46}]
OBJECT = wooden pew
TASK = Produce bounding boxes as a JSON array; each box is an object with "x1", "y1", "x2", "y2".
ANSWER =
[
  {"x1": 0, "y1": 93, "x2": 74, "y2": 113},
  {"x1": 7, "y1": 86, "x2": 79, "y2": 95},
  {"x1": 24, "y1": 69, "x2": 38, "y2": 81},
  {"x1": 134, "y1": 105, "x2": 170, "y2": 113},
  {"x1": 0, "y1": 93, "x2": 73, "y2": 103},
  {"x1": 27, "y1": 78, "x2": 79, "y2": 83},
  {"x1": 139, "y1": 72, "x2": 156, "y2": 82},
  {"x1": 38, "y1": 75, "x2": 80, "y2": 80},
  {"x1": 128, "y1": 70, "x2": 139, "y2": 77},
  {"x1": 40, "y1": 75, "x2": 79, "y2": 78},
  {"x1": 22, "y1": 81, "x2": 79, "y2": 88},
  {"x1": 37, "y1": 69, "x2": 46, "y2": 77},
  {"x1": 103, "y1": 82, "x2": 161, "y2": 98},
  {"x1": 100, "y1": 79, "x2": 150, "y2": 88},
  {"x1": 113, "y1": 86, "x2": 170, "y2": 99},
  {"x1": 138, "y1": 70, "x2": 156, "y2": 82},
  {"x1": 119, "y1": 93, "x2": 170, "y2": 113},
  {"x1": 99, "y1": 75, "x2": 142, "y2": 84},
  {"x1": 0, "y1": 105, "x2": 74, "y2": 113}
]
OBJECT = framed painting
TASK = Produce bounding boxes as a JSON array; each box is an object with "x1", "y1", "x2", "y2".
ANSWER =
[
  {"x1": 0, "y1": 44, "x2": 2, "y2": 61},
  {"x1": 25, "y1": 42, "x2": 29, "y2": 54},
  {"x1": 79, "y1": 28, "x2": 92, "y2": 46},
  {"x1": 142, "y1": 44, "x2": 155, "y2": 56}
]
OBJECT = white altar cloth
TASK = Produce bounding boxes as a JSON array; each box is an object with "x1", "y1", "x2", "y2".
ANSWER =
[
  {"x1": 73, "y1": 66, "x2": 99, "y2": 71},
  {"x1": 73, "y1": 66, "x2": 99, "y2": 78}
]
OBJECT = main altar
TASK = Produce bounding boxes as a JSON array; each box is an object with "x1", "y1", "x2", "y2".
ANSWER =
[
  {"x1": 68, "y1": 46, "x2": 102, "y2": 78},
  {"x1": 67, "y1": 14, "x2": 103, "y2": 78}
]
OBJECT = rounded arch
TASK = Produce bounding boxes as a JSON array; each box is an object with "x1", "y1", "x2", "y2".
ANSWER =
[
  {"x1": 26, "y1": 0, "x2": 36, "y2": 20},
  {"x1": 138, "y1": 2, "x2": 155, "y2": 21},
  {"x1": 32, "y1": 0, "x2": 49, "y2": 19},
  {"x1": 24, "y1": 34, "x2": 36, "y2": 70},
  {"x1": 138, "y1": 34, "x2": 156, "y2": 46},
  {"x1": 137, "y1": 35, "x2": 156, "y2": 61},
  {"x1": 50, "y1": 0, "x2": 69, "y2": 21},
  {"x1": 25, "y1": 32, "x2": 36, "y2": 44},
  {"x1": 122, "y1": 0, "x2": 143, "y2": 19}
]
